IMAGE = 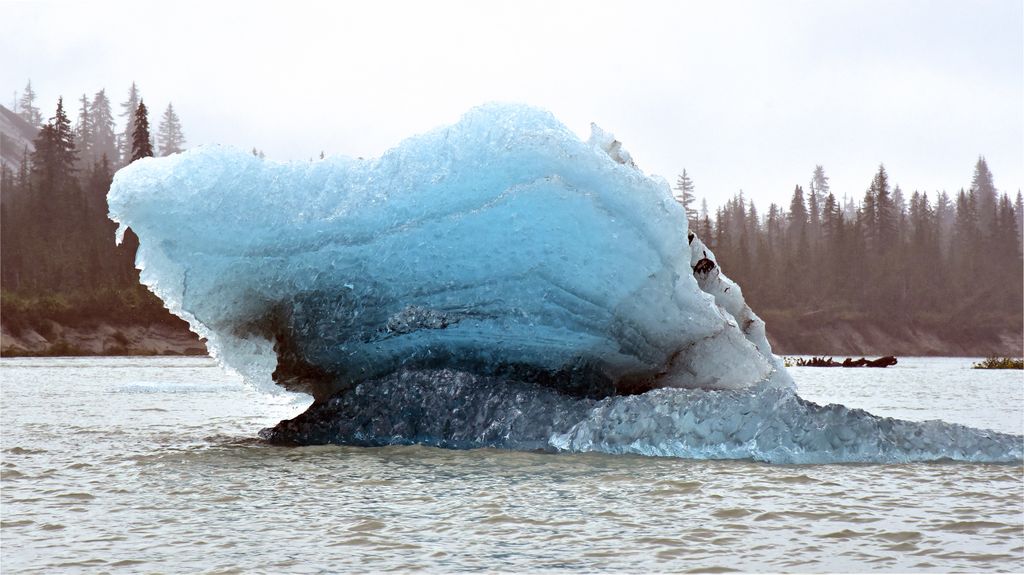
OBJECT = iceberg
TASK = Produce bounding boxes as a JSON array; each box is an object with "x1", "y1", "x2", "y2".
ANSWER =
[
  {"x1": 108, "y1": 103, "x2": 1022, "y2": 463},
  {"x1": 109, "y1": 104, "x2": 786, "y2": 400}
]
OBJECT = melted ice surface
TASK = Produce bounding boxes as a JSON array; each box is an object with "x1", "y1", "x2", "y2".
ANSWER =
[{"x1": 109, "y1": 103, "x2": 786, "y2": 398}]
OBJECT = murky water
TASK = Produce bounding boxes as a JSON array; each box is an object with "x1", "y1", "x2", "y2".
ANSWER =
[{"x1": 2, "y1": 357, "x2": 1022, "y2": 573}]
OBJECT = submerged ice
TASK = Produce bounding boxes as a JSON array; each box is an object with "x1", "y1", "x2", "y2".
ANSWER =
[
  {"x1": 108, "y1": 104, "x2": 1021, "y2": 463},
  {"x1": 260, "y1": 370, "x2": 1021, "y2": 464}
]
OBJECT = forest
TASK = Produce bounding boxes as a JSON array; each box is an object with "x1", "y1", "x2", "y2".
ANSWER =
[
  {"x1": 675, "y1": 162, "x2": 1023, "y2": 353},
  {"x1": 1, "y1": 81, "x2": 189, "y2": 350},
  {"x1": 1, "y1": 80, "x2": 1022, "y2": 356}
]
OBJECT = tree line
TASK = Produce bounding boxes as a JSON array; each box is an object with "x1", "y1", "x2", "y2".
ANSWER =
[
  {"x1": 3, "y1": 79, "x2": 1021, "y2": 350},
  {"x1": 1, "y1": 81, "x2": 186, "y2": 331},
  {"x1": 674, "y1": 161, "x2": 1024, "y2": 337}
]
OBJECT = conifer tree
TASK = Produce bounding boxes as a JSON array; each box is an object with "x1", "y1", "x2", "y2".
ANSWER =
[
  {"x1": 697, "y1": 211, "x2": 712, "y2": 242},
  {"x1": 17, "y1": 79, "x2": 43, "y2": 127},
  {"x1": 74, "y1": 94, "x2": 94, "y2": 168},
  {"x1": 806, "y1": 188, "x2": 820, "y2": 241},
  {"x1": 765, "y1": 203, "x2": 783, "y2": 244},
  {"x1": 951, "y1": 188, "x2": 979, "y2": 288},
  {"x1": 995, "y1": 195, "x2": 1020, "y2": 258},
  {"x1": 1015, "y1": 191, "x2": 1023, "y2": 245},
  {"x1": 31, "y1": 98, "x2": 78, "y2": 193},
  {"x1": 713, "y1": 207, "x2": 727, "y2": 251},
  {"x1": 787, "y1": 185, "x2": 808, "y2": 240},
  {"x1": 24, "y1": 98, "x2": 83, "y2": 290},
  {"x1": 934, "y1": 191, "x2": 954, "y2": 254},
  {"x1": 17, "y1": 146, "x2": 31, "y2": 192},
  {"x1": 119, "y1": 82, "x2": 141, "y2": 165},
  {"x1": 157, "y1": 103, "x2": 186, "y2": 156},
  {"x1": 821, "y1": 193, "x2": 840, "y2": 243},
  {"x1": 88, "y1": 89, "x2": 118, "y2": 167},
  {"x1": 695, "y1": 158, "x2": 1020, "y2": 348},
  {"x1": 747, "y1": 201, "x2": 760, "y2": 235},
  {"x1": 131, "y1": 100, "x2": 154, "y2": 162},
  {"x1": 971, "y1": 156, "x2": 997, "y2": 230},
  {"x1": 811, "y1": 165, "x2": 830, "y2": 195},
  {"x1": 808, "y1": 165, "x2": 828, "y2": 241},
  {"x1": 873, "y1": 165, "x2": 897, "y2": 247},
  {"x1": 673, "y1": 170, "x2": 698, "y2": 230}
]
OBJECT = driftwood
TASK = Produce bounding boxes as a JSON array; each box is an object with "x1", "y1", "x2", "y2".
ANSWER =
[{"x1": 793, "y1": 356, "x2": 897, "y2": 368}]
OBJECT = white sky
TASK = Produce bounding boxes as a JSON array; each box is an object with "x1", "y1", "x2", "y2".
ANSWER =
[{"x1": 3, "y1": 0, "x2": 1022, "y2": 209}]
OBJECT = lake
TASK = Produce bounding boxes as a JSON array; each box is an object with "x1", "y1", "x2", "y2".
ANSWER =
[{"x1": 1, "y1": 356, "x2": 1021, "y2": 573}]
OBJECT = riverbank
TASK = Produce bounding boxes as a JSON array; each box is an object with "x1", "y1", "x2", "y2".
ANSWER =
[
  {"x1": 762, "y1": 312, "x2": 1023, "y2": 357},
  {"x1": 1, "y1": 322, "x2": 207, "y2": 357}
]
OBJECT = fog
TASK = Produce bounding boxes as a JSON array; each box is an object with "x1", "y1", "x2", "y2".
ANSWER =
[{"x1": 3, "y1": 0, "x2": 1021, "y2": 207}]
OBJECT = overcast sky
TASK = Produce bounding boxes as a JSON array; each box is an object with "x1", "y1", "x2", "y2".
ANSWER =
[{"x1": 4, "y1": 0, "x2": 1021, "y2": 209}]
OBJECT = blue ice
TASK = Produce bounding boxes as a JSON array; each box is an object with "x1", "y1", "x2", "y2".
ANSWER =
[{"x1": 108, "y1": 104, "x2": 1021, "y2": 463}]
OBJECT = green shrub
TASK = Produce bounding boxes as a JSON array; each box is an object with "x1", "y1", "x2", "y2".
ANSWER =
[{"x1": 972, "y1": 357, "x2": 1024, "y2": 369}]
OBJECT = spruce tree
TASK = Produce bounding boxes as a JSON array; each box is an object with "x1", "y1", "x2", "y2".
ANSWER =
[
  {"x1": 787, "y1": 185, "x2": 808, "y2": 243},
  {"x1": 892, "y1": 185, "x2": 907, "y2": 244},
  {"x1": 995, "y1": 195, "x2": 1020, "y2": 258},
  {"x1": 1015, "y1": 191, "x2": 1023, "y2": 246},
  {"x1": 698, "y1": 212, "x2": 712, "y2": 242},
  {"x1": 869, "y1": 165, "x2": 897, "y2": 249},
  {"x1": 691, "y1": 159, "x2": 1021, "y2": 348},
  {"x1": 819, "y1": 192, "x2": 846, "y2": 300},
  {"x1": 31, "y1": 98, "x2": 78, "y2": 193},
  {"x1": 971, "y1": 156, "x2": 997, "y2": 231},
  {"x1": 821, "y1": 193, "x2": 840, "y2": 243},
  {"x1": 673, "y1": 170, "x2": 698, "y2": 230},
  {"x1": 74, "y1": 94, "x2": 94, "y2": 169},
  {"x1": 17, "y1": 146, "x2": 31, "y2": 192},
  {"x1": 119, "y1": 82, "x2": 141, "y2": 165},
  {"x1": 131, "y1": 100, "x2": 154, "y2": 162},
  {"x1": 808, "y1": 165, "x2": 828, "y2": 241},
  {"x1": 951, "y1": 188, "x2": 979, "y2": 289},
  {"x1": 811, "y1": 165, "x2": 830, "y2": 195},
  {"x1": 807, "y1": 186, "x2": 820, "y2": 241},
  {"x1": 934, "y1": 191, "x2": 954, "y2": 254},
  {"x1": 86, "y1": 89, "x2": 118, "y2": 167},
  {"x1": 157, "y1": 103, "x2": 186, "y2": 156},
  {"x1": 17, "y1": 79, "x2": 43, "y2": 127},
  {"x1": 25, "y1": 98, "x2": 82, "y2": 291}
]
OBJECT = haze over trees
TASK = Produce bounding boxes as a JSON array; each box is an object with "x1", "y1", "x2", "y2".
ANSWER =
[
  {"x1": 1, "y1": 78, "x2": 1020, "y2": 355},
  {"x1": 673, "y1": 170, "x2": 697, "y2": 231},
  {"x1": 157, "y1": 103, "x2": 186, "y2": 156},
  {"x1": 678, "y1": 159, "x2": 1023, "y2": 351},
  {"x1": 16, "y1": 79, "x2": 43, "y2": 127}
]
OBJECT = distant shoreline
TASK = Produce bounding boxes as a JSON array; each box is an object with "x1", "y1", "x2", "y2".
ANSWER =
[
  {"x1": 2, "y1": 318, "x2": 1019, "y2": 359},
  {"x1": 1, "y1": 321, "x2": 207, "y2": 358},
  {"x1": 761, "y1": 312, "x2": 1022, "y2": 358}
]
